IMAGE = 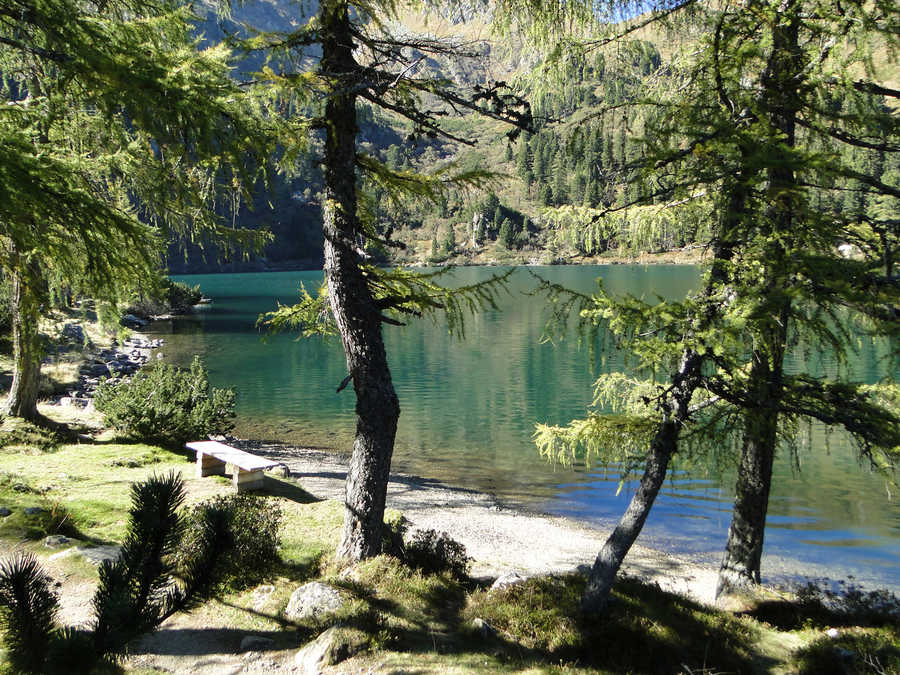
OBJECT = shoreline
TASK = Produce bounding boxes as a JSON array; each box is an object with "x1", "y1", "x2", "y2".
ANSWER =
[
  {"x1": 167, "y1": 248, "x2": 707, "y2": 276},
  {"x1": 235, "y1": 437, "x2": 900, "y2": 601},
  {"x1": 235, "y1": 438, "x2": 722, "y2": 605}
]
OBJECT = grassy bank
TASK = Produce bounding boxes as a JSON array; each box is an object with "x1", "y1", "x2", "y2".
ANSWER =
[{"x1": 0, "y1": 410, "x2": 896, "y2": 673}]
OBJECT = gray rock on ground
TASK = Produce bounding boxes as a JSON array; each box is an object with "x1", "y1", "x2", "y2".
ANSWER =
[
  {"x1": 294, "y1": 626, "x2": 366, "y2": 675},
  {"x1": 76, "y1": 545, "x2": 121, "y2": 565},
  {"x1": 471, "y1": 617, "x2": 499, "y2": 639},
  {"x1": 490, "y1": 571, "x2": 528, "y2": 592},
  {"x1": 284, "y1": 582, "x2": 348, "y2": 622},
  {"x1": 44, "y1": 535, "x2": 70, "y2": 548}
]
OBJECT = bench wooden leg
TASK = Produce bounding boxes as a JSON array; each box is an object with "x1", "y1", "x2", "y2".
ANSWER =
[
  {"x1": 197, "y1": 453, "x2": 227, "y2": 478},
  {"x1": 234, "y1": 469, "x2": 264, "y2": 493}
]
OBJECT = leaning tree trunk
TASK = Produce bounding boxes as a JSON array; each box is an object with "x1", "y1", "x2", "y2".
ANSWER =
[
  {"x1": 582, "y1": 352, "x2": 702, "y2": 614},
  {"x1": 319, "y1": 0, "x2": 401, "y2": 563},
  {"x1": 2, "y1": 261, "x2": 42, "y2": 421},
  {"x1": 582, "y1": 418, "x2": 682, "y2": 614},
  {"x1": 717, "y1": 7, "x2": 798, "y2": 598},
  {"x1": 581, "y1": 157, "x2": 752, "y2": 614}
]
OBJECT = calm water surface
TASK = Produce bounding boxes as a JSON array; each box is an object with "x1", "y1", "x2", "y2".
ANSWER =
[{"x1": 160, "y1": 266, "x2": 900, "y2": 589}]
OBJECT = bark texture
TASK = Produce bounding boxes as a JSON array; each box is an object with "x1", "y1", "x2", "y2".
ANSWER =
[
  {"x1": 582, "y1": 419, "x2": 680, "y2": 614},
  {"x1": 2, "y1": 261, "x2": 42, "y2": 421},
  {"x1": 318, "y1": 0, "x2": 401, "y2": 563},
  {"x1": 716, "y1": 352, "x2": 782, "y2": 593}
]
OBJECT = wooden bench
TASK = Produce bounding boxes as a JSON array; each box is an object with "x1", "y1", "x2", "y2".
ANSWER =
[{"x1": 187, "y1": 440, "x2": 283, "y2": 493}]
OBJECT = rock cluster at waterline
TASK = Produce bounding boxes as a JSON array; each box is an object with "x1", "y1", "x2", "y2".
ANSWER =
[{"x1": 51, "y1": 334, "x2": 164, "y2": 409}]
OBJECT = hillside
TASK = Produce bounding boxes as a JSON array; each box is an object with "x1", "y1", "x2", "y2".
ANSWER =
[{"x1": 167, "y1": 1, "x2": 897, "y2": 273}]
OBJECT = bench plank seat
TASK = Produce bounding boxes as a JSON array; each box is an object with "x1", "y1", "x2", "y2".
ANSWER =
[{"x1": 187, "y1": 440, "x2": 282, "y2": 492}]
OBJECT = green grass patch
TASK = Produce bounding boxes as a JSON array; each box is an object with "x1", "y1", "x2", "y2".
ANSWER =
[
  {"x1": 0, "y1": 418, "x2": 63, "y2": 454},
  {"x1": 465, "y1": 573, "x2": 763, "y2": 673},
  {"x1": 0, "y1": 441, "x2": 187, "y2": 543},
  {"x1": 2, "y1": 426, "x2": 898, "y2": 674},
  {"x1": 792, "y1": 626, "x2": 900, "y2": 674}
]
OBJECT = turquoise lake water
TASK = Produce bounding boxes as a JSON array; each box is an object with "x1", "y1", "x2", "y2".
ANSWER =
[{"x1": 159, "y1": 266, "x2": 899, "y2": 590}]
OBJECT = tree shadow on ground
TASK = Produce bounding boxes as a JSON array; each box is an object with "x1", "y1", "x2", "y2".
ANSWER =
[{"x1": 260, "y1": 475, "x2": 322, "y2": 504}]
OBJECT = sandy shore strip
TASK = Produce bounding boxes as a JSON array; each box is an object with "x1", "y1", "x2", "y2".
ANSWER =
[{"x1": 235, "y1": 440, "x2": 721, "y2": 605}]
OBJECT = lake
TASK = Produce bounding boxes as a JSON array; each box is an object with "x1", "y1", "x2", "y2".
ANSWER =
[{"x1": 159, "y1": 266, "x2": 899, "y2": 590}]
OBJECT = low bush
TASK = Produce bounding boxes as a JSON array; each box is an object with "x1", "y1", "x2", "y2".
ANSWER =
[
  {"x1": 403, "y1": 528, "x2": 470, "y2": 579},
  {"x1": 94, "y1": 357, "x2": 235, "y2": 448},
  {"x1": 793, "y1": 627, "x2": 900, "y2": 675},
  {"x1": 177, "y1": 493, "x2": 282, "y2": 590}
]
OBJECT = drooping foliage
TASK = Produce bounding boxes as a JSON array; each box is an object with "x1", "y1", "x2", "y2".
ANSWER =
[{"x1": 0, "y1": 0, "x2": 275, "y2": 421}]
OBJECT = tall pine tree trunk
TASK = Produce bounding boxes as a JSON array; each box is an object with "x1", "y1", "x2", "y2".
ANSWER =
[
  {"x1": 717, "y1": 6, "x2": 799, "y2": 597},
  {"x1": 2, "y1": 258, "x2": 42, "y2": 422},
  {"x1": 716, "y1": 340, "x2": 783, "y2": 594},
  {"x1": 319, "y1": 0, "x2": 401, "y2": 563}
]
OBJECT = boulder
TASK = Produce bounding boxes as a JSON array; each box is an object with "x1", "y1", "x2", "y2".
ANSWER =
[
  {"x1": 61, "y1": 323, "x2": 85, "y2": 342},
  {"x1": 294, "y1": 627, "x2": 366, "y2": 674},
  {"x1": 252, "y1": 584, "x2": 276, "y2": 611},
  {"x1": 121, "y1": 314, "x2": 148, "y2": 328},
  {"x1": 76, "y1": 545, "x2": 121, "y2": 565},
  {"x1": 284, "y1": 582, "x2": 348, "y2": 622},
  {"x1": 490, "y1": 571, "x2": 528, "y2": 592},
  {"x1": 471, "y1": 617, "x2": 499, "y2": 639},
  {"x1": 44, "y1": 535, "x2": 70, "y2": 548}
]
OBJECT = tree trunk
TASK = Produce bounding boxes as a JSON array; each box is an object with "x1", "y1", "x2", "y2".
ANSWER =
[
  {"x1": 716, "y1": 353, "x2": 781, "y2": 594},
  {"x1": 319, "y1": 0, "x2": 401, "y2": 563},
  {"x1": 2, "y1": 262, "x2": 42, "y2": 421},
  {"x1": 582, "y1": 418, "x2": 680, "y2": 614},
  {"x1": 580, "y1": 154, "x2": 753, "y2": 614},
  {"x1": 582, "y1": 352, "x2": 702, "y2": 614},
  {"x1": 717, "y1": 7, "x2": 799, "y2": 598}
]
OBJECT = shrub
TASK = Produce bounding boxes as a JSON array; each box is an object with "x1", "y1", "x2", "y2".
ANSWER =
[
  {"x1": 0, "y1": 553, "x2": 59, "y2": 673},
  {"x1": 404, "y1": 529, "x2": 470, "y2": 579},
  {"x1": 166, "y1": 281, "x2": 203, "y2": 314},
  {"x1": 176, "y1": 493, "x2": 282, "y2": 590},
  {"x1": 125, "y1": 278, "x2": 202, "y2": 318},
  {"x1": 94, "y1": 356, "x2": 235, "y2": 448}
]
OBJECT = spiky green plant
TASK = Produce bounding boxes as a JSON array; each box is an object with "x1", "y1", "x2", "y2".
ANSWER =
[
  {"x1": 0, "y1": 553, "x2": 60, "y2": 673},
  {"x1": 0, "y1": 472, "x2": 259, "y2": 671}
]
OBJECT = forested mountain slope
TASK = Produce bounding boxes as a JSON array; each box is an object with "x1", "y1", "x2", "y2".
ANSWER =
[{"x1": 167, "y1": 0, "x2": 897, "y2": 272}]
